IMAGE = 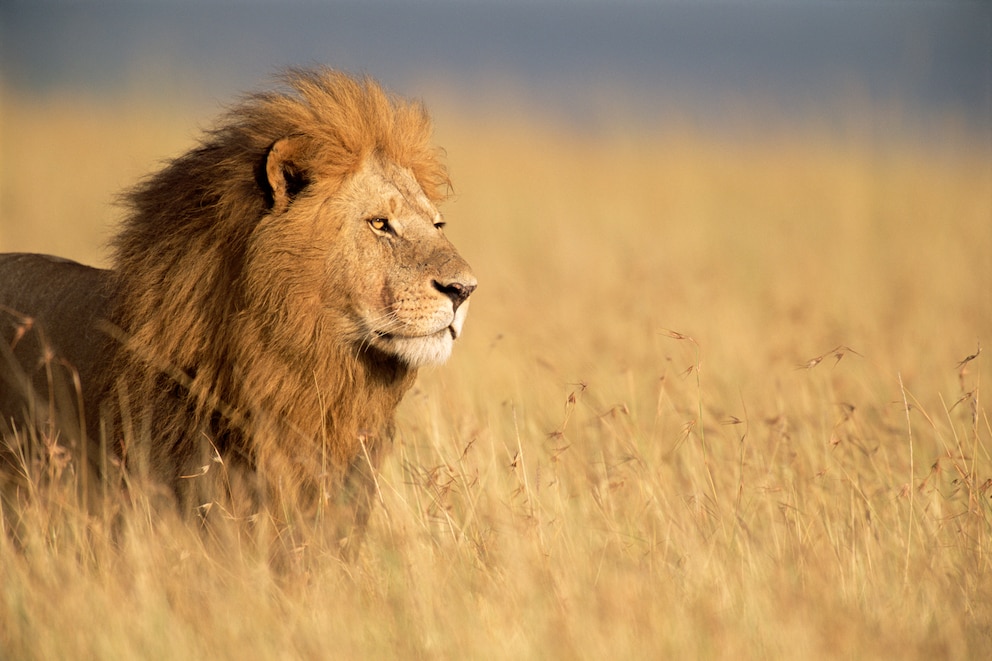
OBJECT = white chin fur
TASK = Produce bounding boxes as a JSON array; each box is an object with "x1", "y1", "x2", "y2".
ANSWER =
[
  {"x1": 383, "y1": 331, "x2": 454, "y2": 367},
  {"x1": 371, "y1": 301, "x2": 469, "y2": 367},
  {"x1": 450, "y1": 300, "x2": 469, "y2": 339}
]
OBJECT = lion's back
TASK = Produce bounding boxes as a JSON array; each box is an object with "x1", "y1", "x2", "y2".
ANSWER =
[{"x1": 0, "y1": 253, "x2": 113, "y2": 443}]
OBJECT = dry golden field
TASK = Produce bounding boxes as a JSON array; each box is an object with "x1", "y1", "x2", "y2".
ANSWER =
[{"x1": 1, "y1": 88, "x2": 991, "y2": 659}]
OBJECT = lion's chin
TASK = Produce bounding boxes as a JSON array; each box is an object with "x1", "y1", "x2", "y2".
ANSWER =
[{"x1": 374, "y1": 328, "x2": 455, "y2": 368}]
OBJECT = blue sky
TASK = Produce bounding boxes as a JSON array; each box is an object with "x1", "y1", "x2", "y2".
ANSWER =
[{"x1": 1, "y1": 1, "x2": 989, "y2": 136}]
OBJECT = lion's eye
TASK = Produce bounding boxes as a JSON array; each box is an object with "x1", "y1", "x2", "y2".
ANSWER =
[
  {"x1": 368, "y1": 217, "x2": 391, "y2": 234},
  {"x1": 434, "y1": 221, "x2": 446, "y2": 231}
]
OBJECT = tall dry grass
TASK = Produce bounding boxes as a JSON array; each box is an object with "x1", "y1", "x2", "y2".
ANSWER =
[{"x1": 1, "y1": 89, "x2": 991, "y2": 659}]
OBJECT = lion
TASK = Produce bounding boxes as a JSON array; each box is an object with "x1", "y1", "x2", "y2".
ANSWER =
[{"x1": 0, "y1": 68, "x2": 476, "y2": 554}]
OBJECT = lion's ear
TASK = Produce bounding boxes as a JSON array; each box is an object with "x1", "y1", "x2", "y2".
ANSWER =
[{"x1": 264, "y1": 137, "x2": 310, "y2": 214}]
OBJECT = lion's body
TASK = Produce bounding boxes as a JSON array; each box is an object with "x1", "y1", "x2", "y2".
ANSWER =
[
  {"x1": 0, "y1": 69, "x2": 475, "y2": 551},
  {"x1": 0, "y1": 255, "x2": 112, "y2": 481}
]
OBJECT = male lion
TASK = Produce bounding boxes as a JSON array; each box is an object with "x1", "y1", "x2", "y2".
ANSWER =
[{"x1": 0, "y1": 68, "x2": 476, "y2": 553}]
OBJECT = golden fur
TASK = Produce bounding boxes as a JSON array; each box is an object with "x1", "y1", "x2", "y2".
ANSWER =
[{"x1": 0, "y1": 68, "x2": 476, "y2": 551}]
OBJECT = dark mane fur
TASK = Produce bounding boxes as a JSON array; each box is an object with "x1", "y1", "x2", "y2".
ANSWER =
[{"x1": 108, "y1": 69, "x2": 447, "y2": 540}]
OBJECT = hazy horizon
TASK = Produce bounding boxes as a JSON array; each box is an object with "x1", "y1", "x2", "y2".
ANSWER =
[{"x1": 2, "y1": 1, "x2": 989, "y2": 140}]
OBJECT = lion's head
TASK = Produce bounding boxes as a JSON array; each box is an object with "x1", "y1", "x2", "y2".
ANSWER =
[
  {"x1": 250, "y1": 141, "x2": 476, "y2": 369},
  {"x1": 114, "y1": 68, "x2": 475, "y2": 385}
]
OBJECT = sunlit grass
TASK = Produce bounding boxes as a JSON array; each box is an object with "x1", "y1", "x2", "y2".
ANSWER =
[{"x1": 1, "y1": 88, "x2": 991, "y2": 659}]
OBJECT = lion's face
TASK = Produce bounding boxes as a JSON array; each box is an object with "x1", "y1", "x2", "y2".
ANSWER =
[{"x1": 307, "y1": 156, "x2": 476, "y2": 368}]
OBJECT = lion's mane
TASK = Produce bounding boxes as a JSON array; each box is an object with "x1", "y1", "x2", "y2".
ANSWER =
[{"x1": 102, "y1": 69, "x2": 451, "y2": 534}]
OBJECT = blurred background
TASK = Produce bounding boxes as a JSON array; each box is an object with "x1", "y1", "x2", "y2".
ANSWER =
[
  {"x1": 1, "y1": 0, "x2": 989, "y2": 126},
  {"x1": 2, "y1": 1, "x2": 989, "y2": 248},
  {"x1": 2, "y1": 1, "x2": 989, "y2": 129}
]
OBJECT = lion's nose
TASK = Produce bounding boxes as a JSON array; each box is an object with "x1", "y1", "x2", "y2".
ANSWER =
[{"x1": 434, "y1": 278, "x2": 477, "y2": 312}]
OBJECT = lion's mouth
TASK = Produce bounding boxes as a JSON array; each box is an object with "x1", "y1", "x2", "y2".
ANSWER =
[
  {"x1": 367, "y1": 324, "x2": 457, "y2": 368},
  {"x1": 375, "y1": 325, "x2": 457, "y2": 341},
  {"x1": 365, "y1": 304, "x2": 467, "y2": 367}
]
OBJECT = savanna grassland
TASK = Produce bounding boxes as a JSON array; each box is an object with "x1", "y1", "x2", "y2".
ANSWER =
[{"x1": 1, "y1": 88, "x2": 991, "y2": 659}]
